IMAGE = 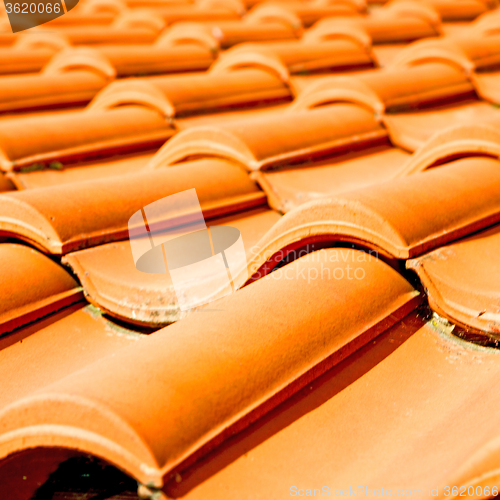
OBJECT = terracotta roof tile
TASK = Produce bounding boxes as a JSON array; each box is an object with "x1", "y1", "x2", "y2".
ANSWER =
[
  {"x1": 0, "y1": 0, "x2": 500, "y2": 494},
  {"x1": 269, "y1": 0, "x2": 366, "y2": 27},
  {"x1": 0, "y1": 249, "x2": 419, "y2": 488},
  {"x1": 407, "y1": 223, "x2": 500, "y2": 334},
  {"x1": 254, "y1": 143, "x2": 410, "y2": 212},
  {"x1": 0, "y1": 158, "x2": 263, "y2": 254},
  {"x1": 131, "y1": 57, "x2": 293, "y2": 115},
  {"x1": 254, "y1": 123, "x2": 500, "y2": 212},
  {"x1": 63, "y1": 206, "x2": 280, "y2": 325},
  {"x1": 0, "y1": 93, "x2": 174, "y2": 171},
  {"x1": 0, "y1": 302, "x2": 137, "y2": 399},
  {"x1": 243, "y1": 157, "x2": 500, "y2": 279},
  {"x1": 306, "y1": 1, "x2": 441, "y2": 43},
  {"x1": 0, "y1": 60, "x2": 111, "y2": 113},
  {"x1": 0, "y1": 32, "x2": 70, "y2": 75},
  {"x1": 152, "y1": 103, "x2": 386, "y2": 170},
  {"x1": 9, "y1": 151, "x2": 155, "y2": 190},
  {"x1": 0, "y1": 244, "x2": 83, "y2": 335},
  {"x1": 161, "y1": 310, "x2": 500, "y2": 499}
]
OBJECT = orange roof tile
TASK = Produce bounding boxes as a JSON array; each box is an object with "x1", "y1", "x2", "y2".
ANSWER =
[
  {"x1": 0, "y1": 244, "x2": 83, "y2": 335},
  {"x1": 0, "y1": 249, "x2": 419, "y2": 488}
]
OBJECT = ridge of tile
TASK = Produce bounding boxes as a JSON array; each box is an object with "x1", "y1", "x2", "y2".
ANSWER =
[
  {"x1": 0, "y1": 158, "x2": 265, "y2": 254},
  {"x1": 303, "y1": 19, "x2": 372, "y2": 47},
  {"x1": 88, "y1": 79, "x2": 175, "y2": 119},
  {"x1": 0, "y1": 249, "x2": 420, "y2": 488},
  {"x1": 158, "y1": 21, "x2": 220, "y2": 51},
  {"x1": 42, "y1": 47, "x2": 116, "y2": 81},
  {"x1": 147, "y1": 103, "x2": 386, "y2": 170},
  {"x1": 389, "y1": 37, "x2": 474, "y2": 73},
  {"x1": 63, "y1": 206, "x2": 279, "y2": 325},
  {"x1": 244, "y1": 3, "x2": 303, "y2": 34},
  {"x1": 112, "y1": 9, "x2": 167, "y2": 33},
  {"x1": 0, "y1": 243, "x2": 83, "y2": 336},
  {"x1": 209, "y1": 45, "x2": 290, "y2": 82},
  {"x1": 289, "y1": 75, "x2": 384, "y2": 114},
  {"x1": 394, "y1": 123, "x2": 500, "y2": 176},
  {"x1": 243, "y1": 157, "x2": 500, "y2": 280},
  {"x1": 14, "y1": 31, "x2": 71, "y2": 53},
  {"x1": 407, "y1": 223, "x2": 500, "y2": 334}
]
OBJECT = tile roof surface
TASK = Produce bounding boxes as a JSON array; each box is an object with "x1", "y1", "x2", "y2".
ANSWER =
[{"x1": 2, "y1": 0, "x2": 500, "y2": 498}]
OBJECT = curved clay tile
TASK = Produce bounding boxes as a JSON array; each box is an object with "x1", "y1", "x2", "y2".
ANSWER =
[
  {"x1": 258, "y1": 38, "x2": 376, "y2": 73},
  {"x1": 146, "y1": 65, "x2": 292, "y2": 116},
  {"x1": 0, "y1": 244, "x2": 83, "y2": 336},
  {"x1": 8, "y1": 152, "x2": 154, "y2": 190},
  {"x1": 158, "y1": 22, "x2": 220, "y2": 52},
  {"x1": 252, "y1": 145, "x2": 409, "y2": 213},
  {"x1": 210, "y1": 45, "x2": 290, "y2": 82},
  {"x1": 407, "y1": 223, "x2": 500, "y2": 334},
  {"x1": 244, "y1": 3, "x2": 303, "y2": 36},
  {"x1": 0, "y1": 47, "x2": 55, "y2": 75},
  {"x1": 453, "y1": 33, "x2": 500, "y2": 70},
  {"x1": 265, "y1": 0, "x2": 365, "y2": 27},
  {"x1": 46, "y1": 24, "x2": 160, "y2": 45},
  {"x1": 426, "y1": 0, "x2": 490, "y2": 21},
  {"x1": 303, "y1": 19, "x2": 372, "y2": 47},
  {"x1": 0, "y1": 159, "x2": 265, "y2": 254},
  {"x1": 359, "y1": 61, "x2": 474, "y2": 111},
  {"x1": 382, "y1": 100, "x2": 497, "y2": 151},
  {"x1": 0, "y1": 304, "x2": 141, "y2": 413},
  {"x1": 0, "y1": 93, "x2": 175, "y2": 171},
  {"x1": 88, "y1": 79, "x2": 175, "y2": 120},
  {"x1": 112, "y1": 10, "x2": 166, "y2": 33},
  {"x1": 197, "y1": 0, "x2": 246, "y2": 16},
  {"x1": 13, "y1": 31, "x2": 71, "y2": 53},
  {"x1": 0, "y1": 249, "x2": 420, "y2": 489},
  {"x1": 63, "y1": 207, "x2": 279, "y2": 325},
  {"x1": 152, "y1": 4, "x2": 242, "y2": 25},
  {"x1": 394, "y1": 124, "x2": 500, "y2": 176},
  {"x1": 244, "y1": 157, "x2": 500, "y2": 278},
  {"x1": 385, "y1": 0, "x2": 441, "y2": 28},
  {"x1": 289, "y1": 75, "x2": 384, "y2": 115},
  {"x1": 148, "y1": 103, "x2": 386, "y2": 170},
  {"x1": 471, "y1": 8, "x2": 500, "y2": 33},
  {"x1": 160, "y1": 311, "x2": 500, "y2": 500},
  {"x1": 42, "y1": 47, "x2": 116, "y2": 81},
  {"x1": 99, "y1": 43, "x2": 216, "y2": 77},
  {"x1": 78, "y1": 0, "x2": 128, "y2": 16},
  {"x1": 0, "y1": 49, "x2": 115, "y2": 113},
  {"x1": 205, "y1": 19, "x2": 300, "y2": 47},
  {"x1": 389, "y1": 38, "x2": 474, "y2": 74}
]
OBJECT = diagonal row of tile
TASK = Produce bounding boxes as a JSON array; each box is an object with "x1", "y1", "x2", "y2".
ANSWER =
[{"x1": 2, "y1": 0, "x2": 500, "y2": 498}]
